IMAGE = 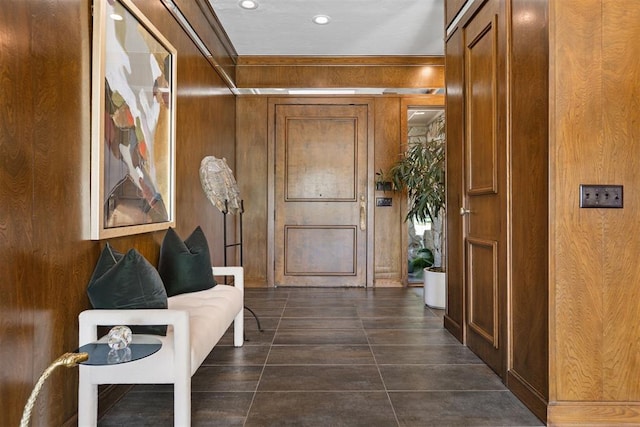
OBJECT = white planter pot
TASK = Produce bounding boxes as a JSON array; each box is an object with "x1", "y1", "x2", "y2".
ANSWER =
[{"x1": 423, "y1": 268, "x2": 446, "y2": 309}]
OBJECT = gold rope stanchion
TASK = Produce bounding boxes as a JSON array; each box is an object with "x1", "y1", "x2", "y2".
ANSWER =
[{"x1": 20, "y1": 352, "x2": 89, "y2": 427}]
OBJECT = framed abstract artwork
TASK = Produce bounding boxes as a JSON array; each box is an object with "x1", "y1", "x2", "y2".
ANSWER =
[{"x1": 91, "y1": 0, "x2": 176, "y2": 239}]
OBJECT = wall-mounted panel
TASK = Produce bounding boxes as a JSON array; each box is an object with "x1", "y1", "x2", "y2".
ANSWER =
[
  {"x1": 285, "y1": 226, "x2": 356, "y2": 275},
  {"x1": 285, "y1": 118, "x2": 357, "y2": 201},
  {"x1": 466, "y1": 17, "x2": 498, "y2": 195},
  {"x1": 467, "y1": 238, "x2": 499, "y2": 347}
]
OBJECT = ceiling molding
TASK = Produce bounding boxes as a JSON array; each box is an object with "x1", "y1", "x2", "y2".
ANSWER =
[{"x1": 236, "y1": 57, "x2": 444, "y2": 90}]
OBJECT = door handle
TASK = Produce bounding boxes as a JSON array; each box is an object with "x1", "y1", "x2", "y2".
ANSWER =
[
  {"x1": 360, "y1": 196, "x2": 366, "y2": 231},
  {"x1": 460, "y1": 207, "x2": 471, "y2": 216}
]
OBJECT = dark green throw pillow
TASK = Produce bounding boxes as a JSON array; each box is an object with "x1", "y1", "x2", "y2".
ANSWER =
[
  {"x1": 87, "y1": 243, "x2": 168, "y2": 336},
  {"x1": 158, "y1": 226, "x2": 216, "y2": 297}
]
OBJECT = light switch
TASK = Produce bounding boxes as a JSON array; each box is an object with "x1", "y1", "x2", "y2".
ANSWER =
[{"x1": 579, "y1": 184, "x2": 623, "y2": 208}]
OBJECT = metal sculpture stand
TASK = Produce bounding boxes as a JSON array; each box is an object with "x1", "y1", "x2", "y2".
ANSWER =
[{"x1": 222, "y1": 199, "x2": 263, "y2": 333}]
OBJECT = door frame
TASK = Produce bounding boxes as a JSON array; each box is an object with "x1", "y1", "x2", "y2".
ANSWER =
[
  {"x1": 266, "y1": 97, "x2": 375, "y2": 288},
  {"x1": 399, "y1": 96, "x2": 446, "y2": 286}
]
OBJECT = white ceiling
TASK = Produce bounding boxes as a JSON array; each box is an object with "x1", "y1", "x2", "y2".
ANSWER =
[{"x1": 207, "y1": 0, "x2": 445, "y2": 56}]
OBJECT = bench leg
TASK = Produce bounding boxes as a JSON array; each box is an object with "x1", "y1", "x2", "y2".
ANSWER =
[
  {"x1": 174, "y1": 376, "x2": 191, "y2": 426},
  {"x1": 234, "y1": 310, "x2": 244, "y2": 347},
  {"x1": 78, "y1": 369, "x2": 97, "y2": 427}
]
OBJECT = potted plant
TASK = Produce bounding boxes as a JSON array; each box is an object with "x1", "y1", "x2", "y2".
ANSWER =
[
  {"x1": 408, "y1": 247, "x2": 434, "y2": 279},
  {"x1": 389, "y1": 114, "x2": 446, "y2": 308},
  {"x1": 375, "y1": 168, "x2": 393, "y2": 192}
]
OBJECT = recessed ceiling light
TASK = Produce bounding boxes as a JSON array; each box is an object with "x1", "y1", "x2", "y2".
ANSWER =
[
  {"x1": 239, "y1": 0, "x2": 258, "y2": 10},
  {"x1": 312, "y1": 15, "x2": 331, "y2": 25},
  {"x1": 110, "y1": 13, "x2": 123, "y2": 21}
]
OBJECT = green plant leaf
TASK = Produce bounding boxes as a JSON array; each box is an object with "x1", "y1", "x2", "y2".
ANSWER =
[{"x1": 389, "y1": 115, "x2": 445, "y2": 224}]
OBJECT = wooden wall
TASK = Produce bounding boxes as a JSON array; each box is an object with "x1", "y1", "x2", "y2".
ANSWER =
[
  {"x1": 236, "y1": 94, "x2": 445, "y2": 288},
  {"x1": 236, "y1": 56, "x2": 444, "y2": 89},
  {"x1": 235, "y1": 96, "x2": 270, "y2": 287},
  {"x1": 236, "y1": 95, "x2": 412, "y2": 288},
  {"x1": 234, "y1": 58, "x2": 445, "y2": 288},
  {"x1": 447, "y1": 0, "x2": 640, "y2": 423},
  {"x1": 548, "y1": 0, "x2": 640, "y2": 424},
  {"x1": 373, "y1": 97, "x2": 404, "y2": 287},
  {"x1": 507, "y1": 0, "x2": 549, "y2": 420},
  {"x1": 444, "y1": 0, "x2": 549, "y2": 421},
  {"x1": 0, "y1": 1, "x2": 236, "y2": 425}
]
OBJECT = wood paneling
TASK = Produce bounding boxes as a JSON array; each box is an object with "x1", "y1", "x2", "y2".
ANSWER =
[
  {"x1": 1, "y1": 2, "x2": 41, "y2": 423},
  {"x1": 549, "y1": 0, "x2": 606, "y2": 403},
  {"x1": 508, "y1": 0, "x2": 549, "y2": 421},
  {"x1": 236, "y1": 97, "x2": 269, "y2": 287},
  {"x1": 0, "y1": 1, "x2": 236, "y2": 425},
  {"x1": 1, "y1": 1, "x2": 95, "y2": 425},
  {"x1": 446, "y1": 0, "x2": 640, "y2": 422},
  {"x1": 374, "y1": 97, "x2": 403, "y2": 286},
  {"x1": 446, "y1": 0, "x2": 549, "y2": 420},
  {"x1": 236, "y1": 56, "x2": 444, "y2": 89},
  {"x1": 600, "y1": 0, "x2": 640, "y2": 402},
  {"x1": 550, "y1": 0, "x2": 640, "y2": 419},
  {"x1": 236, "y1": 95, "x2": 436, "y2": 289}
]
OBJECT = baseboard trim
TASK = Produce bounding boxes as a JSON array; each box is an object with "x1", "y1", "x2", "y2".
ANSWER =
[
  {"x1": 548, "y1": 401, "x2": 640, "y2": 425},
  {"x1": 507, "y1": 370, "x2": 547, "y2": 423},
  {"x1": 444, "y1": 314, "x2": 463, "y2": 343}
]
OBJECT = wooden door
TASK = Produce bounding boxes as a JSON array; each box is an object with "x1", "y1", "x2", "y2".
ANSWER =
[
  {"x1": 273, "y1": 102, "x2": 369, "y2": 287},
  {"x1": 462, "y1": 0, "x2": 507, "y2": 377},
  {"x1": 444, "y1": 26, "x2": 465, "y2": 342}
]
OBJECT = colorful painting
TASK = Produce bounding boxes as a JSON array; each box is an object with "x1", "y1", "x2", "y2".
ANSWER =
[{"x1": 91, "y1": 0, "x2": 176, "y2": 239}]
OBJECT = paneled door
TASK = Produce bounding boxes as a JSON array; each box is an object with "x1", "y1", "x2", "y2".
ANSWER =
[
  {"x1": 272, "y1": 102, "x2": 369, "y2": 287},
  {"x1": 461, "y1": 0, "x2": 507, "y2": 377}
]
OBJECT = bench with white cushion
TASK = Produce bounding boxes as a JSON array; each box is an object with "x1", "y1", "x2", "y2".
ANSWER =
[{"x1": 78, "y1": 266, "x2": 244, "y2": 426}]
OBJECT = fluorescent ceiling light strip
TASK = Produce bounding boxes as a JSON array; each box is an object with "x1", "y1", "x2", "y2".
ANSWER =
[
  {"x1": 446, "y1": 0, "x2": 476, "y2": 37},
  {"x1": 161, "y1": 0, "x2": 212, "y2": 57},
  {"x1": 161, "y1": 0, "x2": 237, "y2": 90},
  {"x1": 288, "y1": 89, "x2": 356, "y2": 95}
]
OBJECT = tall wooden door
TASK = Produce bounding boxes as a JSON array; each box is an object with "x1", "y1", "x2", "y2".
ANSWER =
[
  {"x1": 461, "y1": 0, "x2": 507, "y2": 377},
  {"x1": 272, "y1": 102, "x2": 369, "y2": 287}
]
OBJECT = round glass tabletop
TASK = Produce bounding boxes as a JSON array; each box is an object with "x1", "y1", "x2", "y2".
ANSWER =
[{"x1": 77, "y1": 336, "x2": 162, "y2": 366}]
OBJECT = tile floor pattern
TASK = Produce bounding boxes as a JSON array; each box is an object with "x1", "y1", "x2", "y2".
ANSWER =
[{"x1": 98, "y1": 287, "x2": 544, "y2": 426}]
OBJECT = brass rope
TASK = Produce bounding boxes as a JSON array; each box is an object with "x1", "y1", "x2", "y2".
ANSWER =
[{"x1": 20, "y1": 352, "x2": 89, "y2": 427}]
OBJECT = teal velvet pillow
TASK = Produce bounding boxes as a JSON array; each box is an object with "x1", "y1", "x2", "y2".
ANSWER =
[
  {"x1": 158, "y1": 226, "x2": 217, "y2": 297},
  {"x1": 87, "y1": 243, "x2": 168, "y2": 336}
]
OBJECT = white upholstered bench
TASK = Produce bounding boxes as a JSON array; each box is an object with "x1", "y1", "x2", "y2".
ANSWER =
[{"x1": 78, "y1": 266, "x2": 244, "y2": 426}]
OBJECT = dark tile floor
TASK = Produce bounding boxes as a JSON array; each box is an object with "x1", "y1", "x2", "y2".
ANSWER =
[{"x1": 98, "y1": 287, "x2": 544, "y2": 426}]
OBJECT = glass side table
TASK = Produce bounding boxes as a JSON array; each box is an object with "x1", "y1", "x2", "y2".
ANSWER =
[{"x1": 77, "y1": 335, "x2": 162, "y2": 365}]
